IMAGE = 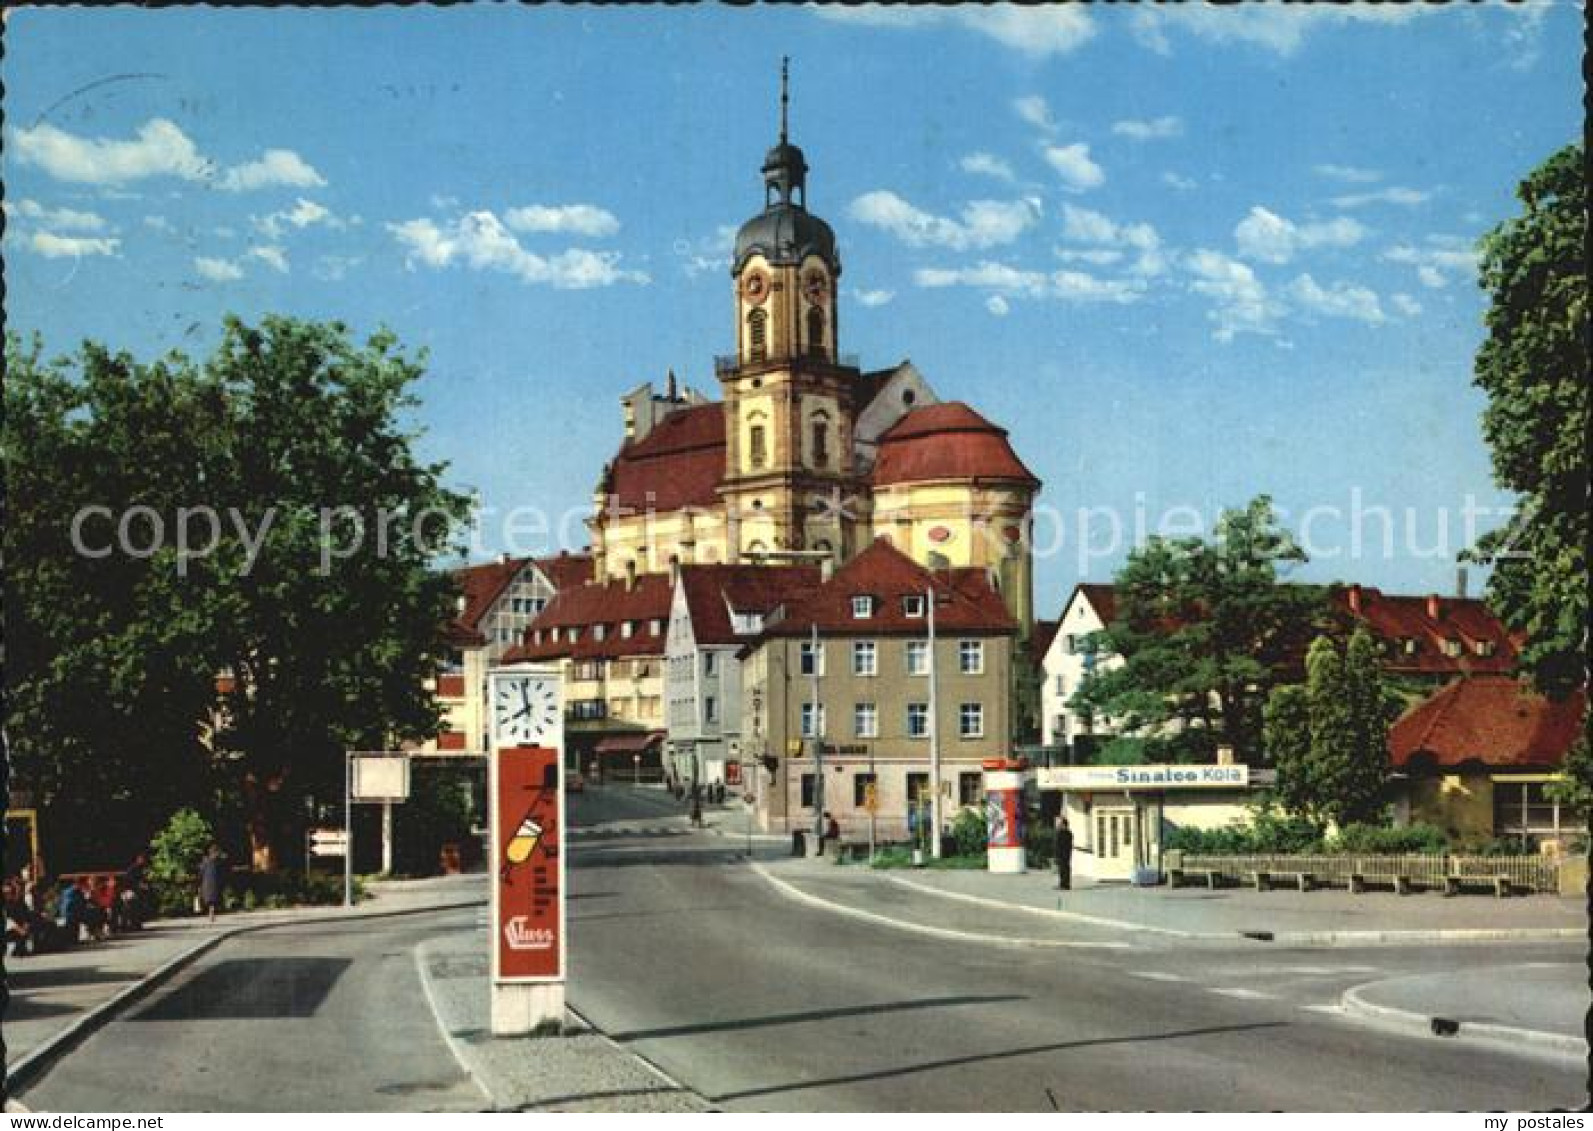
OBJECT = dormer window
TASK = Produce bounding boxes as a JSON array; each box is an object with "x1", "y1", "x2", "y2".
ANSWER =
[
  {"x1": 1474, "y1": 640, "x2": 1496, "y2": 657},
  {"x1": 650, "y1": 619, "x2": 663, "y2": 636},
  {"x1": 852, "y1": 595, "x2": 874, "y2": 619},
  {"x1": 594, "y1": 624, "x2": 607, "y2": 642},
  {"x1": 621, "y1": 621, "x2": 635, "y2": 639},
  {"x1": 903, "y1": 595, "x2": 926, "y2": 618},
  {"x1": 1441, "y1": 638, "x2": 1463, "y2": 658},
  {"x1": 1401, "y1": 638, "x2": 1419, "y2": 656}
]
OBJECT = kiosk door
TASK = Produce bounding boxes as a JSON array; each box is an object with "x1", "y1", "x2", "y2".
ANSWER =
[{"x1": 1093, "y1": 806, "x2": 1137, "y2": 881}]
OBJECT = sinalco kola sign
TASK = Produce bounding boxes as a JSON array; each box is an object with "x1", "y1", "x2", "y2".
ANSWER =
[{"x1": 1037, "y1": 764, "x2": 1249, "y2": 791}]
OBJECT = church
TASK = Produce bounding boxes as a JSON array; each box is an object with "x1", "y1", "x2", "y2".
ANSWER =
[{"x1": 585, "y1": 70, "x2": 1042, "y2": 636}]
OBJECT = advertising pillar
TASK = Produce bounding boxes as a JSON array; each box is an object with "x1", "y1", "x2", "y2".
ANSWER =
[
  {"x1": 491, "y1": 743, "x2": 565, "y2": 1035},
  {"x1": 983, "y1": 758, "x2": 1028, "y2": 874}
]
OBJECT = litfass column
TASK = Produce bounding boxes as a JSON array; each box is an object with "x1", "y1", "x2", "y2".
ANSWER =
[{"x1": 983, "y1": 757, "x2": 1029, "y2": 874}]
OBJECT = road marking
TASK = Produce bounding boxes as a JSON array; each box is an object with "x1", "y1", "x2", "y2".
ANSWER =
[
  {"x1": 1130, "y1": 971, "x2": 1188, "y2": 983},
  {"x1": 1279, "y1": 965, "x2": 1379, "y2": 975},
  {"x1": 1208, "y1": 987, "x2": 1276, "y2": 1001},
  {"x1": 1298, "y1": 1004, "x2": 1344, "y2": 1015}
]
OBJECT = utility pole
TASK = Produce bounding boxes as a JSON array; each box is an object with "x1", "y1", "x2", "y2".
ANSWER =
[
  {"x1": 343, "y1": 750, "x2": 353, "y2": 908},
  {"x1": 927, "y1": 585, "x2": 943, "y2": 859},
  {"x1": 810, "y1": 622, "x2": 824, "y2": 846}
]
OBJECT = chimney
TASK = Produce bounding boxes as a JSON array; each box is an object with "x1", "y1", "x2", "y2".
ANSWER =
[
  {"x1": 498, "y1": 551, "x2": 511, "y2": 565},
  {"x1": 820, "y1": 557, "x2": 835, "y2": 582},
  {"x1": 1346, "y1": 583, "x2": 1363, "y2": 615},
  {"x1": 1426, "y1": 593, "x2": 1442, "y2": 621},
  {"x1": 1456, "y1": 566, "x2": 1469, "y2": 599},
  {"x1": 666, "y1": 368, "x2": 679, "y2": 401},
  {"x1": 624, "y1": 560, "x2": 637, "y2": 593}
]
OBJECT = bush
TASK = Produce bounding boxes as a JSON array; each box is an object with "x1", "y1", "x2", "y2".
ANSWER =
[
  {"x1": 149, "y1": 808, "x2": 214, "y2": 916},
  {"x1": 950, "y1": 807, "x2": 987, "y2": 857},
  {"x1": 1327, "y1": 822, "x2": 1448, "y2": 855}
]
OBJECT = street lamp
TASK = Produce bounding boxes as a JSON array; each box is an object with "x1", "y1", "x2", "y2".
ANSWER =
[{"x1": 926, "y1": 585, "x2": 954, "y2": 859}]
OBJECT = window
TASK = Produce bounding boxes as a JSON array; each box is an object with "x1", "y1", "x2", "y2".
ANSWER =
[
  {"x1": 907, "y1": 702, "x2": 930, "y2": 739},
  {"x1": 749, "y1": 424, "x2": 768, "y2": 469},
  {"x1": 903, "y1": 595, "x2": 925, "y2": 619},
  {"x1": 650, "y1": 619, "x2": 663, "y2": 636},
  {"x1": 1474, "y1": 640, "x2": 1497, "y2": 657},
  {"x1": 959, "y1": 771, "x2": 982, "y2": 806},
  {"x1": 1493, "y1": 781, "x2": 1569, "y2": 839},
  {"x1": 1064, "y1": 634, "x2": 1077, "y2": 656},
  {"x1": 854, "y1": 702, "x2": 878, "y2": 739},
  {"x1": 704, "y1": 652, "x2": 718, "y2": 676},
  {"x1": 851, "y1": 595, "x2": 874, "y2": 619},
  {"x1": 959, "y1": 640, "x2": 984, "y2": 675},
  {"x1": 959, "y1": 702, "x2": 985, "y2": 739},
  {"x1": 1441, "y1": 638, "x2": 1463, "y2": 657},
  {"x1": 854, "y1": 772, "x2": 878, "y2": 807},
  {"x1": 621, "y1": 621, "x2": 634, "y2": 639},
  {"x1": 905, "y1": 640, "x2": 929, "y2": 677},
  {"x1": 812, "y1": 418, "x2": 830, "y2": 467},
  {"x1": 594, "y1": 624, "x2": 607, "y2": 642},
  {"x1": 807, "y1": 305, "x2": 826, "y2": 357},
  {"x1": 1402, "y1": 638, "x2": 1420, "y2": 655},
  {"x1": 800, "y1": 773, "x2": 816, "y2": 809},
  {"x1": 1053, "y1": 674, "x2": 1066, "y2": 696},
  {"x1": 705, "y1": 696, "x2": 718, "y2": 724},
  {"x1": 748, "y1": 308, "x2": 767, "y2": 362},
  {"x1": 800, "y1": 702, "x2": 826, "y2": 738},
  {"x1": 906, "y1": 771, "x2": 930, "y2": 805},
  {"x1": 853, "y1": 640, "x2": 878, "y2": 677},
  {"x1": 800, "y1": 640, "x2": 825, "y2": 676}
]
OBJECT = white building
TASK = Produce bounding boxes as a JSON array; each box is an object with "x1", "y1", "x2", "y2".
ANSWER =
[{"x1": 1037, "y1": 583, "x2": 1121, "y2": 755}]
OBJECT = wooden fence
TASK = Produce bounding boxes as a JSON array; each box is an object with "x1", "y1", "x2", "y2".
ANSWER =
[{"x1": 1164, "y1": 850, "x2": 1562, "y2": 894}]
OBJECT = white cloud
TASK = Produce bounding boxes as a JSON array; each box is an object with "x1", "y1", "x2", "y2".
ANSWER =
[
  {"x1": 1184, "y1": 249, "x2": 1279, "y2": 341},
  {"x1": 216, "y1": 149, "x2": 325, "y2": 193},
  {"x1": 143, "y1": 215, "x2": 173, "y2": 232},
  {"x1": 1162, "y1": 172, "x2": 1197, "y2": 192},
  {"x1": 853, "y1": 288, "x2": 895, "y2": 308},
  {"x1": 915, "y1": 260, "x2": 1143, "y2": 304},
  {"x1": 1288, "y1": 273, "x2": 1386, "y2": 324},
  {"x1": 1233, "y1": 206, "x2": 1367, "y2": 264},
  {"x1": 1384, "y1": 240, "x2": 1478, "y2": 288},
  {"x1": 1111, "y1": 116, "x2": 1183, "y2": 141},
  {"x1": 1314, "y1": 163, "x2": 1382, "y2": 184},
  {"x1": 849, "y1": 191, "x2": 1038, "y2": 251},
  {"x1": 28, "y1": 231, "x2": 120, "y2": 258},
  {"x1": 1417, "y1": 265, "x2": 1447, "y2": 289},
  {"x1": 1331, "y1": 187, "x2": 1431, "y2": 208},
  {"x1": 1013, "y1": 96, "x2": 1057, "y2": 133},
  {"x1": 504, "y1": 204, "x2": 621, "y2": 238},
  {"x1": 194, "y1": 256, "x2": 244, "y2": 281},
  {"x1": 313, "y1": 255, "x2": 362, "y2": 282},
  {"x1": 11, "y1": 118, "x2": 209, "y2": 185},
  {"x1": 3, "y1": 198, "x2": 107, "y2": 231},
  {"x1": 1042, "y1": 143, "x2": 1104, "y2": 192},
  {"x1": 1059, "y1": 204, "x2": 1164, "y2": 276},
  {"x1": 961, "y1": 152, "x2": 1016, "y2": 183},
  {"x1": 1056, "y1": 248, "x2": 1124, "y2": 267},
  {"x1": 816, "y1": 6, "x2": 1094, "y2": 58},
  {"x1": 389, "y1": 210, "x2": 649, "y2": 289},
  {"x1": 986, "y1": 295, "x2": 1011, "y2": 318},
  {"x1": 1051, "y1": 271, "x2": 1145, "y2": 304},
  {"x1": 254, "y1": 198, "x2": 342, "y2": 239},
  {"x1": 247, "y1": 245, "x2": 289, "y2": 274},
  {"x1": 1391, "y1": 293, "x2": 1423, "y2": 318},
  {"x1": 1131, "y1": 5, "x2": 1430, "y2": 57}
]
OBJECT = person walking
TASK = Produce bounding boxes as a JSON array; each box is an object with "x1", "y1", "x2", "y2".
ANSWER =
[
  {"x1": 1054, "y1": 816, "x2": 1074, "y2": 890},
  {"x1": 198, "y1": 844, "x2": 226, "y2": 922}
]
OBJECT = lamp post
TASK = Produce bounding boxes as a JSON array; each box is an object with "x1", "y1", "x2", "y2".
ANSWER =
[
  {"x1": 926, "y1": 587, "x2": 942, "y2": 859},
  {"x1": 810, "y1": 623, "x2": 824, "y2": 847}
]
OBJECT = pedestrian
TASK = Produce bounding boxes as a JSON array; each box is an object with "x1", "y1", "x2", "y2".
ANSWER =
[
  {"x1": 55, "y1": 877, "x2": 86, "y2": 943},
  {"x1": 821, "y1": 811, "x2": 840, "y2": 856},
  {"x1": 199, "y1": 844, "x2": 226, "y2": 922},
  {"x1": 690, "y1": 787, "x2": 704, "y2": 829},
  {"x1": 1054, "y1": 816, "x2": 1074, "y2": 890}
]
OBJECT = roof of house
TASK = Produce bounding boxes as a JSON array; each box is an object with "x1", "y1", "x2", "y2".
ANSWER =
[
  {"x1": 1031, "y1": 618, "x2": 1062, "y2": 665},
  {"x1": 1072, "y1": 583, "x2": 1118, "y2": 626},
  {"x1": 677, "y1": 564, "x2": 823, "y2": 646},
  {"x1": 1327, "y1": 584, "x2": 1518, "y2": 676},
  {"x1": 759, "y1": 537, "x2": 1017, "y2": 640},
  {"x1": 1389, "y1": 675, "x2": 1586, "y2": 769},
  {"x1": 606, "y1": 403, "x2": 727, "y2": 512},
  {"x1": 446, "y1": 556, "x2": 532, "y2": 645},
  {"x1": 872, "y1": 402, "x2": 1039, "y2": 488},
  {"x1": 503, "y1": 573, "x2": 674, "y2": 662},
  {"x1": 533, "y1": 551, "x2": 595, "y2": 591}
]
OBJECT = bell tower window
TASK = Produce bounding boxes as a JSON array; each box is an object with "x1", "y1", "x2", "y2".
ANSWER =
[
  {"x1": 812, "y1": 418, "x2": 829, "y2": 468},
  {"x1": 749, "y1": 424, "x2": 768, "y2": 469},
  {"x1": 806, "y1": 306, "x2": 826, "y2": 358},
  {"x1": 747, "y1": 308, "x2": 767, "y2": 362}
]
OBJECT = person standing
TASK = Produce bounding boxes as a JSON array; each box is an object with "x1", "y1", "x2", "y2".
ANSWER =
[
  {"x1": 1054, "y1": 816, "x2": 1074, "y2": 890},
  {"x1": 198, "y1": 844, "x2": 226, "y2": 922}
]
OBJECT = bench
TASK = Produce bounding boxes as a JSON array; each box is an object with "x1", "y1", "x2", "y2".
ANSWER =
[
  {"x1": 1251, "y1": 870, "x2": 1315, "y2": 893},
  {"x1": 1443, "y1": 874, "x2": 1514, "y2": 898},
  {"x1": 1168, "y1": 867, "x2": 1225, "y2": 890},
  {"x1": 1348, "y1": 871, "x2": 1420, "y2": 895}
]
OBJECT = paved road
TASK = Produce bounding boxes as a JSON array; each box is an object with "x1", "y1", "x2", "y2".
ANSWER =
[
  {"x1": 16, "y1": 908, "x2": 487, "y2": 1112},
  {"x1": 566, "y1": 787, "x2": 1586, "y2": 1112}
]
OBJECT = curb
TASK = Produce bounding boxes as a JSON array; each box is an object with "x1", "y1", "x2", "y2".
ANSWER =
[
  {"x1": 412, "y1": 936, "x2": 498, "y2": 1111},
  {"x1": 750, "y1": 862, "x2": 1131, "y2": 950},
  {"x1": 1340, "y1": 981, "x2": 1589, "y2": 1059},
  {"x1": 884, "y1": 875, "x2": 1201, "y2": 939},
  {"x1": 564, "y1": 1003, "x2": 712, "y2": 1112},
  {"x1": 5, "y1": 895, "x2": 485, "y2": 1098}
]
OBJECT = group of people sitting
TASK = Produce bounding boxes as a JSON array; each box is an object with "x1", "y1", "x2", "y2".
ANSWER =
[{"x1": 3, "y1": 855, "x2": 151, "y2": 958}]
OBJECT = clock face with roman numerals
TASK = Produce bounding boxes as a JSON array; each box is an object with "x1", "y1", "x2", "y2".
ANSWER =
[{"x1": 492, "y1": 674, "x2": 561, "y2": 747}]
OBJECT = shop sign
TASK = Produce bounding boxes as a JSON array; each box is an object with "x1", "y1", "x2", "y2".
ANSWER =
[{"x1": 1037, "y1": 764, "x2": 1249, "y2": 791}]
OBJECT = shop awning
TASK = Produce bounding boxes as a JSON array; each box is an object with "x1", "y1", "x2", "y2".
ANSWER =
[{"x1": 594, "y1": 731, "x2": 666, "y2": 757}]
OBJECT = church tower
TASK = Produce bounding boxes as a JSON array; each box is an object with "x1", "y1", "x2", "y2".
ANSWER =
[{"x1": 718, "y1": 60, "x2": 864, "y2": 566}]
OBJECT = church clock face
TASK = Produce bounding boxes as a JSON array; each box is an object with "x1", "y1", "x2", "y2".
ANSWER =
[
  {"x1": 802, "y1": 268, "x2": 828, "y2": 305},
  {"x1": 741, "y1": 270, "x2": 770, "y2": 305},
  {"x1": 492, "y1": 672, "x2": 561, "y2": 747}
]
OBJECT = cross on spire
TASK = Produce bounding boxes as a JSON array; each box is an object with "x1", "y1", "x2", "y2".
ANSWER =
[{"x1": 779, "y1": 56, "x2": 790, "y2": 144}]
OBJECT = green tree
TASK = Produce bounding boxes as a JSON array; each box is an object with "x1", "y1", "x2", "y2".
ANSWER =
[
  {"x1": 1069, "y1": 496, "x2": 1326, "y2": 764},
  {"x1": 1469, "y1": 143, "x2": 1588, "y2": 699},
  {"x1": 3, "y1": 317, "x2": 470, "y2": 870},
  {"x1": 1266, "y1": 628, "x2": 1400, "y2": 826}
]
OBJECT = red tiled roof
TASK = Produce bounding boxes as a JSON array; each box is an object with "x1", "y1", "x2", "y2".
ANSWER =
[
  {"x1": 1075, "y1": 583, "x2": 1118, "y2": 625},
  {"x1": 448, "y1": 557, "x2": 532, "y2": 643},
  {"x1": 872, "y1": 402, "x2": 1039, "y2": 488},
  {"x1": 762, "y1": 537, "x2": 1017, "y2": 638},
  {"x1": 533, "y1": 551, "x2": 594, "y2": 591},
  {"x1": 607, "y1": 404, "x2": 726, "y2": 512},
  {"x1": 1031, "y1": 619, "x2": 1061, "y2": 664},
  {"x1": 678, "y1": 564, "x2": 823, "y2": 646},
  {"x1": 1390, "y1": 675, "x2": 1586, "y2": 769},
  {"x1": 503, "y1": 573, "x2": 673, "y2": 663},
  {"x1": 1328, "y1": 585, "x2": 1517, "y2": 676}
]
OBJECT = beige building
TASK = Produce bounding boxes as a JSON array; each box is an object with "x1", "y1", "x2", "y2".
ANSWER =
[{"x1": 738, "y1": 539, "x2": 1018, "y2": 840}]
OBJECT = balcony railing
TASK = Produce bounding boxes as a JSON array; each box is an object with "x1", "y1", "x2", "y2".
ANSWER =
[
  {"x1": 714, "y1": 350, "x2": 860, "y2": 377},
  {"x1": 567, "y1": 699, "x2": 608, "y2": 722}
]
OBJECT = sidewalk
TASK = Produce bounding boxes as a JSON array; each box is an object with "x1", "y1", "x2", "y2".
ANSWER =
[
  {"x1": 4, "y1": 873, "x2": 486, "y2": 1088},
  {"x1": 415, "y1": 935, "x2": 709, "y2": 1112},
  {"x1": 1343, "y1": 963, "x2": 1588, "y2": 1058}
]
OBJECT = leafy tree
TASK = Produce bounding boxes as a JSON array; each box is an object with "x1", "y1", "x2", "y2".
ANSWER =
[
  {"x1": 1266, "y1": 628, "x2": 1401, "y2": 826},
  {"x1": 1469, "y1": 143, "x2": 1588, "y2": 700},
  {"x1": 1069, "y1": 496, "x2": 1327, "y2": 764}
]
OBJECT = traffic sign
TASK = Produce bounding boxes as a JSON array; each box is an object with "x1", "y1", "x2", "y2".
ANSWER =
[{"x1": 308, "y1": 829, "x2": 348, "y2": 858}]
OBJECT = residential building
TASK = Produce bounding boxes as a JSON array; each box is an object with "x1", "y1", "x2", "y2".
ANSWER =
[
  {"x1": 1039, "y1": 583, "x2": 1118, "y2": 756},
  {"x1": 1389, "y1": 674, "x2": 1585, "y2": 845},
  {"x1": 423, "y1": 552, "x2": 592, "y2": 754},
  {"x1": 738, "y1": 538, "x2": 1018, "y2": 838},
  {"x1": 663, "y1": 563, "x2": 822, "y2": 791}
]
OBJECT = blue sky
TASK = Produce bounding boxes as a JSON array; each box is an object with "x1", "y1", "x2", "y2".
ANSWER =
[{"x1": 2, "y1": 3, "x2": 1580, "y2": 612}]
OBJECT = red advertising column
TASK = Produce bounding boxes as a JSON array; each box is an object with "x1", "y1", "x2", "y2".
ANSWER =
[
  {"x1": 983, "y1": 756, "x2": 1029, "y2": 874},
  {"x1": 491, "y1": 744, "x2": 565, "y2": 1031}
]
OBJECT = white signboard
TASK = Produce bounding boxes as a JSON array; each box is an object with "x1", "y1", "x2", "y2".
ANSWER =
[
  {"x1": 1036, "y1": 763, "x2": 1250, "y2": 792},
  {"x1": 308, "y1": 829, "x2": 348, "y2": 858},
  {"x1": 351, "y1": 754, "x2": 411, "y2": 802}
]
